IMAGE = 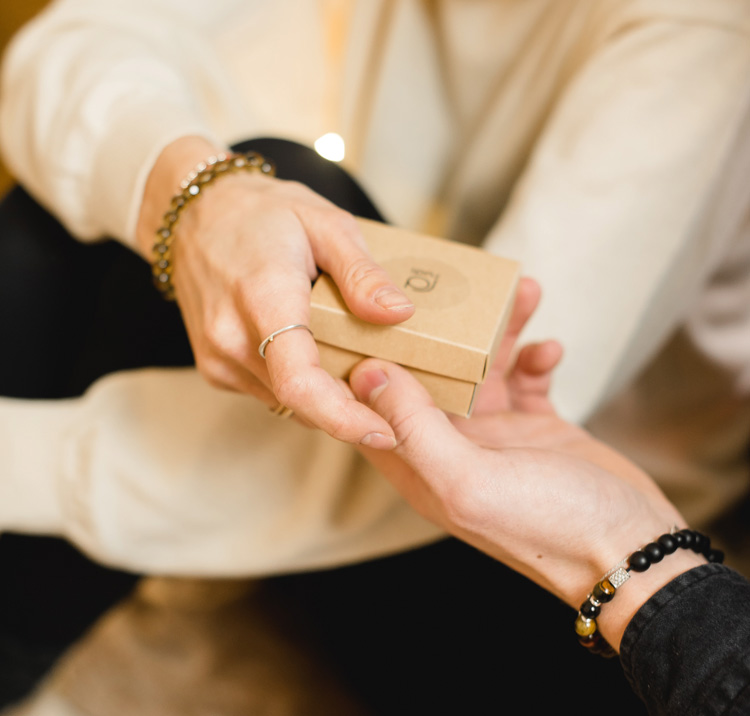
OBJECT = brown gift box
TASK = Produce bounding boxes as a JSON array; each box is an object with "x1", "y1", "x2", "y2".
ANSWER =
[{"x1": 310, "y1": 219, "x2": 521, "y2": 416}]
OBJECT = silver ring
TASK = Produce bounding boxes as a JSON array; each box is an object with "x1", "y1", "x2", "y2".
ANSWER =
[
  {"x1": 270, "y1": 404, "x2": 294, "y2": 419},
  {"x1": 258, "y1": 324, "x2": 313, "y2": 359}
]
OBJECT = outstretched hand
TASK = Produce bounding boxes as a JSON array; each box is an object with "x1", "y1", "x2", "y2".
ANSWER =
[{"x1": 348, "y1": 277, "x2": 697, "y2": 649}]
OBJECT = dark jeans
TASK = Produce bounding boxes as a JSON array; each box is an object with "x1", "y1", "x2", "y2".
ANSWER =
[{"x1": 0, "y1": 139, "x2": 646, "y2": 714}]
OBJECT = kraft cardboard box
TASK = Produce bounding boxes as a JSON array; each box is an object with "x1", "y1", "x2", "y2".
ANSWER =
[{"x1": 310, "y1": 219, "x2": 521, "y2": 416}]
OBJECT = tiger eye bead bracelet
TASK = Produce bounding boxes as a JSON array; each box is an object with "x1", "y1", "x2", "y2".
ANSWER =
[{"x1": 575, "y1": 529, "x2": 724, "y2": 657}]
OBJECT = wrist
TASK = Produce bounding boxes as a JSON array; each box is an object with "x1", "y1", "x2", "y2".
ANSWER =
[
  {"x1": 596, "y1": 548, "x2": 705, "y2": 651},
  {"x1": 135, "y1": 136, "x2": 228, "y2": 259},
  {"x1": 575, "y1": 529, "x2": 722, "y2": 656}
]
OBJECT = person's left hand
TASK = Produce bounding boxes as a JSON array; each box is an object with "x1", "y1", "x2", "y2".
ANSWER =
[
  {"x1": 349, "y1": 356, "x2": 686, "y2": 613},
  {"x1": 347, "y1": 276, "x2": 697, "y2": 651}
]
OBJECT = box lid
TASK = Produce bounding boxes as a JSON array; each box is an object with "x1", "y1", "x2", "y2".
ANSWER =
[{"x1": 310, "y1": 219, "x2": 520, "y2": 383}]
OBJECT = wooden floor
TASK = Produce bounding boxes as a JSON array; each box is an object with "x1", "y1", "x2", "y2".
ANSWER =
[{"x1": 0, "y1": 0, "x2": 48, "y2": 194}]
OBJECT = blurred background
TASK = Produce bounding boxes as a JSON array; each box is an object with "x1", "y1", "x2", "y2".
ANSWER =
[{"x1": 0, "y1": 0, "x2": 48, "y2": 194}]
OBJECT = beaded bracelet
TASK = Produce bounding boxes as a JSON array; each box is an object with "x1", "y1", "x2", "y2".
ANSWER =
[
  {"x1": 152, "y1": 151, "x2": 276, "y2": 300},
  {"x1": 574, "y1": 529, "x2": 724, "y2": 657}
]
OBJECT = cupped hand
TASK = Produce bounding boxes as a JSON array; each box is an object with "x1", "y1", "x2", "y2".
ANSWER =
[
  {"x1": 137, "y1": 137, "x2": 414, "y2": 447},
  {"x1": 470, "y1": 276, "x2": 563, "y2": 417},
  {"x1": 347, "y1": 276, "x2": 700, "y2": 650},
  {"x1": 349, "y1": 358, "x2": 689, "y2": 617}
]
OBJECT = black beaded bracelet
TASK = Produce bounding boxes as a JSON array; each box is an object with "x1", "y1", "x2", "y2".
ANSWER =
[{"x1": 574, "y1": 529, "x2": 724, "y2": 657}]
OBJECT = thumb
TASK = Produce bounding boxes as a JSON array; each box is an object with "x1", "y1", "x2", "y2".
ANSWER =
[
  {"x1": 308, "y1": 215, "x2": 415, "y2": 325},
  {"x1": 349, "y1": 359, "x2": 468, "y2": 469}
]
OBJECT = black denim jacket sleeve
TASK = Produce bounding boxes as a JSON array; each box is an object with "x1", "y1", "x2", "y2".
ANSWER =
[{"x1": 620, "y1": 564, "x2": 750, "y2": 716}]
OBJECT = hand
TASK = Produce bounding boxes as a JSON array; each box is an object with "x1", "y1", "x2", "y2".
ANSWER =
[
  {"x1": 349, "y1": 358, "x2": 699, "y2": 649},
  {"x1": 136, "y1": 137, "x2": 414, "y2": 447},
  {"x1": 470, "y1": 276, "x2": 562, "y2": 416}
]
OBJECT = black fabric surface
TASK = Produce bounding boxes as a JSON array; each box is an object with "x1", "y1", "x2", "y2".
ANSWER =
[{"x1": 622, "y1": 564, "x2": 750, "y2": 716}]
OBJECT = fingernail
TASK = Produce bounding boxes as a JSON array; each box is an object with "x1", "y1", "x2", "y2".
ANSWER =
[
  {"x1": 360, "y1": 432, "x2": 398, "y2": 450},
  {"x1": 374, "y1": 286, "x2": 414, "y2": 311},
  {"x1": 353, "y1": 368, "x2": 389, "y2": 403}
]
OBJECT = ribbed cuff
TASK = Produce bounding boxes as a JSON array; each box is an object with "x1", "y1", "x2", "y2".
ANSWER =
[{"x1": 0, "y1": 396, "x2": 72, "y2": 536}]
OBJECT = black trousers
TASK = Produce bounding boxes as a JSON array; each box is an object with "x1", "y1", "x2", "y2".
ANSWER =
[{"x1": 0, "y1": 139, "x2": 645, "y2": 714}]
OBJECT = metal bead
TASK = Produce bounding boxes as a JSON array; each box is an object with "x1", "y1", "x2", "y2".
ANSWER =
[{"x1": 152, "y1": 151, "x2": 274, "y2": 301}]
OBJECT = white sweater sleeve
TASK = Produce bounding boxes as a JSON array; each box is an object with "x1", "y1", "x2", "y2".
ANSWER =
[
  {"x1": 482, "y1": 16, "x2": 750, "y2": 424},
  {"x1": 0, "y1": 0, "x2": 245, "y2": 246},
  {"x1": 0, "y1": 368, "x2": 442, "y2": 575}
]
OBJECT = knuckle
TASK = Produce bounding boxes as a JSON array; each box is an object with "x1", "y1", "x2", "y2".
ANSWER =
[
  {"x1": 342, "y1": 255, "x2": 386, "y2": 291},
  {"x1": 330, "y1": 209, "x2": 359, "y2": 236},
  {"x1": 283, "y1": 179, "x2": 309, "y2": 196},
  {"x1": 204, "y1": 314, "x2": 244, "y2": 357},
  {"x1": 282, "y1": 180, "x2": 323, "y2": 206},
  {"x1": 273, "y1": 370, "x2": 313, "y2": 409},
  {"x1": 235, "y1": 277, "x2": 269, "y2": 317},
  {"x1": 322, "y1": 414, "x2": 351, "y2": 442}
]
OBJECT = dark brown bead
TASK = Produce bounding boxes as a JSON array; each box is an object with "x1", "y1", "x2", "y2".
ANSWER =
[
  {"x1": 578, "y1": 633, "x2": 601, "y2": 650},
  {"x1": 593, "y1": 579, "x2": 615, "y2": 603},
  {"x1": 580, "y1": 599, "x2": 601, "y2": 618}
]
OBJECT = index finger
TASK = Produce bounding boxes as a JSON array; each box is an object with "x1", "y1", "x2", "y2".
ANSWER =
[
  {"x1": 262, "y1": 325, "x2": 398, "y2": 448},
  {"x1": 245, "y1": 264, "x2": 397, "y2": 446}
]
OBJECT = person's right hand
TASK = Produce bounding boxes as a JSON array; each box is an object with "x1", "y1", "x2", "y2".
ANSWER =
[{"x1": 136, "y1": 136, "x2": 415, "y2": 448}]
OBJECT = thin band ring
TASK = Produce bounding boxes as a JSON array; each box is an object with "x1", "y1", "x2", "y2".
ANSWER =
[
  {"x1": 270, "y1": 404, "x2": 294, "y2": 419},
  {"x1": 258, "y1": 324, "x2": 313, "y2": 359}
]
